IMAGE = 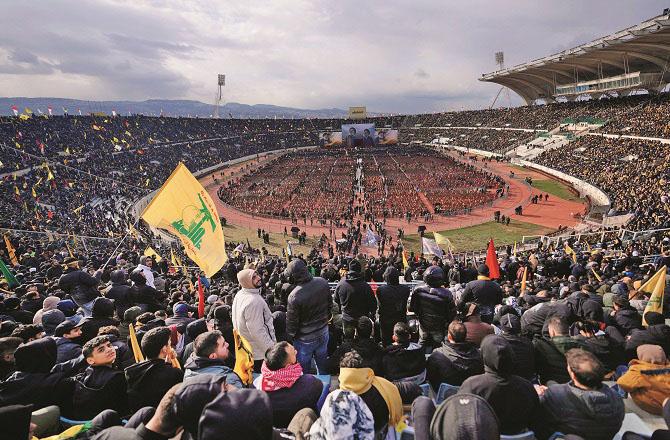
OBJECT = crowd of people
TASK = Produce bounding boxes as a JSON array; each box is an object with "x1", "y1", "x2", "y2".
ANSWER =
[
  {"x1": 0, "y1": 215, "x2": 669, "y2": 438},
  {"x1": 534, "y1": 135, "x2": 670, "y2": 231}
]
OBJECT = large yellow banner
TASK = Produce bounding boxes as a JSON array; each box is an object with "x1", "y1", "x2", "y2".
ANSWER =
[{"x1": 142, "y1": 163, "x2": 226, "y2": 277}]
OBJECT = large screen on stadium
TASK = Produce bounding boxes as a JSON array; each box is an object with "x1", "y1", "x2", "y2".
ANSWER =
[
  {"x1": 342, "y1": 123, "x2": 376, "y2": 147},
  {"x1": 319, "y1": 131, "x2": 342, "y2": 147}
]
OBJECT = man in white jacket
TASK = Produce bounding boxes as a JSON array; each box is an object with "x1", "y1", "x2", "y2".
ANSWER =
[
  {"x1": 135, "y1": 256, "x2": 155, "y2": 289},
  {"x1": 232, "y1": 268, "x2": 276, "y2": 372}
]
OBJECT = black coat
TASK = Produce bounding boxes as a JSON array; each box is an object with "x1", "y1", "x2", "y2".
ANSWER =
[
  {"x1": 381, "y1": 342, "x2": 426, "y2": 381},
  {"x1": 500, "y1": 333, "x2": 535, "y2": 381},
  {"x1": 610, "y1": 307, "x2": 643, "y2": 336},
  {"x1": 58, "y1": 268, "x2": 101, "y2": 305},
  {"x1": 55, "y1": 337, "x2": 82, "y2": 363},
  {"x1": 285, "y1": 260, "x2": 333, "y2": 341},
  {"x1": 334, "y1": 272, "x2": 376, "y2": 323},
  {"x1": 426, "y1": 341, "x2": 483, "y2": 390},
  {"x1": 265, "y1": 374, "x2": 323, "y2": 428},
  {"x1": 408, "y1": 285, "x2": 456, "y2": 333},
  {"x1": 71, "y1": 365, "x2": 127, "y2": 419},
  {"x1": 327, "y1": 338, "x2": 383, "y2": 375},
  {"x1": 533, "y1": 335, "x2": 583, "y2": 385},
  {"x1": 459, "y1": 336, "x2": 539, "y2": 435},
  {"x1": 460, "y1": 278, "x2": 504, "y2": 318},
  {"x1": 625, "y1": 324, "x2": 670, "y2": 360},
  {"x1": 533, "y1": 382, "x2": 624, "y2": 440},
  {"x1": 125, "y1": 359, "x2": 184, "y2": 413},
  {"x1": 130, "y1": 284, "x2": 163, "y2": 312},
  {"x1": 105, "y1": 283, "x2": 134, "y2": 319},
  {"x1": 376, "y1": 282, "x2": 410, "y2": 329}
]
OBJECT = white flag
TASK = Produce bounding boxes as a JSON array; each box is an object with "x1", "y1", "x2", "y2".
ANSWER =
[{"x1": 422, "y1": 237, "x2": 443, "y2": 257}]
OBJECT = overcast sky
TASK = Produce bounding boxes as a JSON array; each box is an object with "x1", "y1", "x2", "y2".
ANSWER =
[{"x1": 0, "y1": 1, "x2": 667, "y2": 113}]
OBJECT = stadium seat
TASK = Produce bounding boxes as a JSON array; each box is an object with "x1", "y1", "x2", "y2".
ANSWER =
[
  {"x1": 59, "y1": 416, "x2": 92, "y2": 427},
  {"x1": 435, "y1": 383, "x2": 459, "y2": 405}
]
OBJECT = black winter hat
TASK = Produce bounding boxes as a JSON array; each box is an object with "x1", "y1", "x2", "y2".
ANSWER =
[
  {"x1": 348, "y1": 259, "x2": 362, "y2": 273},
  {"x1": 198, "y1": 389, "x2": 273, "y2": 440},
  {"x1": 430, "y1": 393, "x2": 499, "y2": 439}
]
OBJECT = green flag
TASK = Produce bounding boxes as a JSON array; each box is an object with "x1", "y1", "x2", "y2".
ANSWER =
[{"x1": 0, "y1": 259, "x2": 19, "y2": 288}]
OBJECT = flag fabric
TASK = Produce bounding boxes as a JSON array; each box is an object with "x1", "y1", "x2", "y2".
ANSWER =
[
  {"x1": 485, "y1": 238, "x2": 501, "y2": 279},
  {"x1": 233, "y1": 329, "x2": 254, "y2": 386},
  {"x1": 0, "y1": 259, "x2": 19, "y2": 287},
  {"x1": 641, "y1": 265, "x2": 667, "y2": 326},
  {"x1": 143, "y1": 246, "x2": 163, "y2": 262},
  {"x1": 171, "y1": 249, "x2": 188, "y2": 276},
  {"x1": 11, "y1": 105, "x2": 18, "y2": 116},
  {"x1": 591, "y1": 266, "x2": 602, "y2": 282},
  {"x1": 197, "y1": 277, "x2": 205, "y2": 318},
  {"x1": 286, "y1": 241, "x2": 293, "y2": 257},
  {"x1": 402, "y1": 250, "x2": 410, "y2": 270},
  {"x1": 365, "y1": 228, "x2": 379, "y2": 246},
  {"x1": 513, "y1": 241, "x2": 518, "y2": 256},
  {"x1": 520, "y1": 266, "x2": 528, "y2": 292},
  {"x1": 233, "y1": 243, "x2": 244, "y2": 255},
  {"x1": 128, "y1": 324, "x2": 145, "y2": 363},
  {"x1": 433, "y1": 232, "x2": 454, "y2": 252},
  {"x1": 4, "y1": 235, "x2": 18, "y2": 266},
  {"x1": 47, "y1": 106, "x2": 52, "y2": 116},
  {"x1": 141, "y1": 162, "x2": 226, "y2": 277},
  {"x1": 421, "y1": 237, "x2": 443, "y2": 257},
  {"x1": 564, "y1": 243, "x2": 577, "y2": 263}
]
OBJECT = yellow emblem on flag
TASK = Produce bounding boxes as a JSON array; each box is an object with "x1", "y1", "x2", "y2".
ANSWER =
[
  {"x1": 141, "y1": 163, "x2": 226, "y2": 277},
  {"x1": 143, "y1": 246, "x2": 163, "y2": 262}
]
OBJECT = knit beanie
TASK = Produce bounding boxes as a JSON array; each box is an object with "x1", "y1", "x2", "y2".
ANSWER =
[
  {"x1": 637, "y1": 344, "x2": 667, "y2": 365},
  {"x1": 237, "y1": 269, "x2": 256, "y2": 289}
]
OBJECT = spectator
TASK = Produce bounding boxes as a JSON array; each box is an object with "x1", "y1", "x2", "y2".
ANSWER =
[
  {"x1": 463, "y1": 303, "x2": 494, "y2": 347},
  {"x1": 307, "y1": 390, "x2": 375, "y2": 440},
  {"x1": 626, "y1": 311, "x2": 670, "y2": 360},
  {"x1": 460, "y1": 264, "x2": 503, "y2": 323},
  {"x1": 32, "y1": 295, "x2": 60, "y2": 325},
  {"x1": 458, "y1": 335, "x2": 539, "y2": 435},
  {"x1": 380, "y1": 322, "x2": 426, "y2": 384},
  {"x1": 57, "y1": 256, "x2": 101, "y2": 317},
  {"x1": 426, "y1": 320, "x2": 484, "y2": 390},
  {"x1": 183, "y1": 330, "x2": 242, "y2": 387},
  {"x1": 408, "y1": 265, "x2": 456, "y2": 350},
  {"x1": 0, "y1": 336, "x2": 22, "y2": 380},
  {"x1": 232, "y1": 268, "x2": 276, "y2": 372},
  {"x1": 617, "y1": 344, "x2": 670, "y2": 415},
  {"x1": 259, "y1": 341, "x2": 323, "y2": 428},
  {"x1": 498, "y1": 313, "x2": 535, "y2": 381},
  {"x1": 80, "y1": 297, "x2": 119, "y2": 343},
  {"x1": 376, "y1": 266, "x2": 410, "y2": 346},
  {"x1": 533, "y1": 316, "x2": 583, "y2": 384},
  {"x1": 135, "y1": 256, "x2": 156, "y2": 289},
  {"x1": 334, "y1": 259, "x2": 377, "y2": 340},
  {"x1": 104, "y1": 270, "x2": 133, "y2": 320},
  {"x1": 284, "y1": 259, "x2": 332, "y2": 374},
  {"x1": 53, "y1": 319, "x2": 84, "y2": 363},
  {"x1": 534, "y1": 348, "x2": 625, "y2": 440},
  {"x1": 327, "y1": 316, "x2": 383, "y2": 375}
]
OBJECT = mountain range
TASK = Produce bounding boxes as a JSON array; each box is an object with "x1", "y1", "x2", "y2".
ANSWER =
[{"x1": 0, "y1": 97, "x2": 351, "y2": 118}]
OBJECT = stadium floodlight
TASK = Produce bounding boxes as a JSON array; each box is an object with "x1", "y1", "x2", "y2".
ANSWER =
[
  {"x1": 214, "y1": 74, "x2": 225, "y2": 118},
  {"x1": 495, "y1": 52, "x2": 505, "y2": 70}
]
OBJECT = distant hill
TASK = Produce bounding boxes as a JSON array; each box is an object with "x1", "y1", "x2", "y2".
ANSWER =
[{"x1": 0, "y1": 97, "x2": 351, "y2": 118}]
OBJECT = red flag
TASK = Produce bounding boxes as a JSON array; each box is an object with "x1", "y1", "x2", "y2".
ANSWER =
[
  {"x1": 485, "y1": 238, "x2": 501, "y2": 279},
  {"x1": 197, "y1": 277, "x2": 205, "y2": 318}
]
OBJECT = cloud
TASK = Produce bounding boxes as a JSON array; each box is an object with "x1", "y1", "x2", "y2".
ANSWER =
[{"x1": 0, "y1": 0, "x2": 667, "y2": 112}]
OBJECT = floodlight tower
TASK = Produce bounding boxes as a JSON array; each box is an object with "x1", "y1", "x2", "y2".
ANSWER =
[
  {"x1": 489, "y1": 52, "x2": 512, "y2": 109},
  {"x1": 214, "y1": 74, "x2": 225, "y2": 118}
]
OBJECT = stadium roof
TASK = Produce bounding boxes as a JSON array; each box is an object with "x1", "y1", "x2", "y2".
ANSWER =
[{"x1": 480, "y1": 12, "x2": 670, "y2": 104}]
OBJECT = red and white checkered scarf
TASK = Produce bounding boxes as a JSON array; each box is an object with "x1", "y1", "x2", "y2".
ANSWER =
[{"x1": 260, "y1": 361, "x2": 303, "y2": 392}]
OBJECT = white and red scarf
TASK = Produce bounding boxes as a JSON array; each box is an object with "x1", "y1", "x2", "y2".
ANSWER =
[{"x1": 261, "y1": 361, "x2": 303, "y2": 392}]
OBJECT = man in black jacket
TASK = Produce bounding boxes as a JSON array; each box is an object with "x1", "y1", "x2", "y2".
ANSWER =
[
  {"x1": 458, "y1": 335, "x2": 539, "y2": 435},
  {"x1": 533, "y1": 316, "x2": 583, "y2": 384},
  {"x1": 104, "y1": 270, "x2": 133, "y2": 320},
  {"x1": 608, "y1": 296, "x2": 642, "y2": 336},
  {"x1": 376, "y1": 266, "x2": 410, "y2": 346},
  {"x1": 335, "y1": 260, "x2": 376, "y2": 340},
  {"x1": 426, "y1": 320, "x2": 483, "y2": 390},
  {"x1": 125, "y1": 326, "x2": 183, "y2": 413},
  {"x1": 408, "y1": 266, "x2": 456, "y2": 350},
  {"x1": 459, "y1": 264, "x2": 503, "y2": 323},
  {"x1": 498, "y1": 313, "x2": 535, "y2": 381},
  {"x1": 284, "y1": 259, "x2": 332, "y2": 374},
  {"x1": 58, "y1": 257, "x2": 101, "y2": 317},
  {"x1": 625, "y1": 311, "x2": 670, "y2": 360}
]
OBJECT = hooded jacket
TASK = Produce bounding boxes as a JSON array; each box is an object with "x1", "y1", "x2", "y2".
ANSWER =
[
  {"x1": 617, "y1": 345, "x2": 670, "y2": 415},
  {"x1": 426, "y1": 341, "x2": 484, "y2": 390},
  {"x1": 534, "y1": 380, "x2": 625, "y2": 440},
  {"x1": 80, "y1": 297, "x2": 119, "y2": 343},
  {"x1": 626, "y1": 324, "x2": 670, "y2": 360},
  {"x1": 124, "y1": 358, "x2": 184, "y2": 413},
  {"x1": 231, "y1": 282, "x2": 276, "y2": 361},
  {"x1": 458, "y1": 335, "x2": 539, "y2": 435},
  {"x1": 533, "y1": 334, "x2": 583, "y2": 384},
  {"x1": 183, "y1": 354, "x2": 243, "y2": 388},
  {"x1": 285, "y1": 259, "x2": 333, "y2": 341},
  {"x1": 460, "y1": 276, "x2": 504, "y2": 318},
  {"x1": 0, "y1": 338, "x2": 74, "y2": 410},
  {"x1": 611, "y1": 306, "x2": 643, "y2": 336},
  {"x1": 198, "y1": 389, "x2": 274, "y2": 440},
  {"x1": 58, "y1": 267, "x2": 101, "y2": 305},
  {"x1": 33, "y1": 296, "x2": 60, "y2": 325},
  {"x1": 376, "y1": 267, "x2": 410, "y2": 326},
  {"x1": 105, "y1": 270, "x2": 133, "y2": 319},
  {"x1": 334, "y1": 265, "x2": 376, "y2": 323},
  {"x1": 408, "y1": 267, "x2": 456, "y2": 333}
]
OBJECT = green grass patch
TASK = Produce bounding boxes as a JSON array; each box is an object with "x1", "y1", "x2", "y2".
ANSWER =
[
  {"x1": 402, "y1": 220, "x2": 551, "y2": 253},
  {"x1": 531, "y1": 179, "x2": 581, "y2": 202}
]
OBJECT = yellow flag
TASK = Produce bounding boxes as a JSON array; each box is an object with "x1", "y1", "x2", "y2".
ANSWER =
[
  {"x1": 14, "y1": 141, "x2": 21, "y2": 149},
  {"x1": 31, "y1": 187, "x2": 37, "y2": 198},
  {"x1": 564, "y1": 243, "x2": 577, "y2": 263},
  {"x1": 233, "y1": 329, "x2": 254, "y2": 386},
  {"x1": 521, "y1": 266, "x2": 528, "y2": 292},
  {"x1": 402, "y1": 250, "x2": 409, "y2": 270},
  {"x1": 141, "y1": 163, "x2": 226, "y2": 277},
  {"x1": 143, "y1": 246, "x2": 163, "y2": 262},
  {"x1": 434, "y1": 232, "x2": 454, "y2": 252},
  {"x1": 171, "y1": 249, "x2": 187, "y2": 276},
  {"x1": 4, "y1": 234, "x2": 18, "y2": 266},
  {"x1": 513, "y1": 241, "x2": 518, "y2": 256},
  {"x1": 591, "y1": 266, "x2": 602, "y2": 282},
  {"x1": 18, "y1": 114, "x2": 29, "y2": 121},
  {"x1": 128, "y1": 324, "x2": 145, "y2": 363},
  {"x1": 73, "y1": 205, "x2": 84, "y2": 215},
  {"x1": 641, "y1": 266, "x2": 666, "y2": 326}
]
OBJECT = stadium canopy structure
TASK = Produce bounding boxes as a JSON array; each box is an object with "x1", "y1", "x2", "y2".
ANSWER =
[{"x1": 480, "y1": 11, "x2": 670, "y2": 104}]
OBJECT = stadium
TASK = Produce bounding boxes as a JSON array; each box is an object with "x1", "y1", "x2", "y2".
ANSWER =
[{"x1": 0, "y1": 4, "x2": 669, "y2": 440}]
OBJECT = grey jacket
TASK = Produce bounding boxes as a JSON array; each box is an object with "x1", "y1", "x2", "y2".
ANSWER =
[{"x1": 232, "y1": 288, "x2": 276, "y2": 360}]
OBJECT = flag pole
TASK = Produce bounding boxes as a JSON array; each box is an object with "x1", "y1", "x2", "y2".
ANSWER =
[{"x1": 100, "y1": 217, "x2": 141, "y2": 271}]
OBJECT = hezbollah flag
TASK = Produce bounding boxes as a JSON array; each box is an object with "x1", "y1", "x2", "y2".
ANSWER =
[
  {"x1": 142, "y1": 163, "x2": 226, "y2": 277},
  {"x1": 641, "y1": 265, "x2": 667, "y2": 326},
  {"x1": 143, "y1": 246, "x2": 163, "y2": 262}
]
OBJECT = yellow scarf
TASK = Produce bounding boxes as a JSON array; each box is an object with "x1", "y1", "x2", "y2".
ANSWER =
[{"x1": 339, "y1": 367, "x2": 403, "y2": 426}]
